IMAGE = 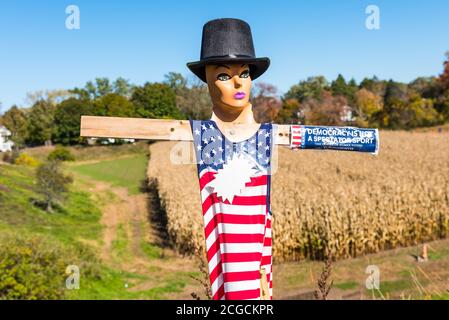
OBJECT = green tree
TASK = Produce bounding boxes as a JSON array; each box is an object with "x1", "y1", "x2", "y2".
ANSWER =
[
  {"x1": 330, "y1": 74, "x2": 357, "y2": 105},
  {"x1": 284, "y1": 76, "x2": 329, "y2": 103},
  {"x1": 95, "y1": 77, "x2": 113, "y2": 96},
  {"x1": 26, "y1": 100, "x2": 55, "y2": 146},
  {"x1": 164, "y1": 72, "x2": 188, "y2": 94},
  {"x1": 131, "y1": 82, "x2": 181, "y2": 119},
  {"x1": 35, "y1": 160, "x2": 73, "y2": 212},
  {"x1": 0, "y1": 105, "x2": 29, "y2": 148},
  {"x1": 53, "y1": 98, "x2": 92, "y2": 145},
  {"x1": 113, "y1": 77, "x2": 133, "y2": 97},
  {"x1": 93, "y1": 93, "x2": 135, "y2": 117}
]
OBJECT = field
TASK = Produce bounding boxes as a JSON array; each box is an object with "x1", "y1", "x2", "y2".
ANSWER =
[
  {"x1": 147, "y1": 130, "x2": 449, "y2": 261},
  {"x1": 1, "y1": 130, "x2": 449, "y2": 300}
]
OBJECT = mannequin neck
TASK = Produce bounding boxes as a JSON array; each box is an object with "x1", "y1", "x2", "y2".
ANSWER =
[
  {"x1": 210, "y1": 103, "x2": 261, "y2": 142},
  {"x1": 211, "y1": 103, "x2": 256, "y2": 125}
]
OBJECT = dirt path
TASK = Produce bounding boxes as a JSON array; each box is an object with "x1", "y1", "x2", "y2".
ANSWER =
[{"x1": 91, "y1": 179, "x2": 202, "y2": 299}]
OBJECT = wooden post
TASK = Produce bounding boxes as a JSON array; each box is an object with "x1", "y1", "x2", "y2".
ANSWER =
[{"x1": 80, "y1": 116, "x2": 291, "y2": 145}]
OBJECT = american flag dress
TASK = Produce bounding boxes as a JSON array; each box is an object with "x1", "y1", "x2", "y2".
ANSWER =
[{"x1": 190, "y1": 120, "x2": 274, "y2": 300}]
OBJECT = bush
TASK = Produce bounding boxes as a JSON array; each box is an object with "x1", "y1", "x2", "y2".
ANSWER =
[
  {"x1": 0, "y1": 232, "x2": 101, "y2": 300},
  {"x1": 48, "y1": 146, "x2": 75, "y2": 162},
  {"x1": 14, "y1": 153, "x2": 39, "y2": 167}
]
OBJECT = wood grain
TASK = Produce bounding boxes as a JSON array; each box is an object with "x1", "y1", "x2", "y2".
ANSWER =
[{"x1": 80, "y1": 116, "x2": 291, "y2": 145}]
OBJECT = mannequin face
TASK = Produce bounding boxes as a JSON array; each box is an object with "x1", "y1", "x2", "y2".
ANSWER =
[{"x1": 205, "y1": 63, "x2": 252, "y2": 111}]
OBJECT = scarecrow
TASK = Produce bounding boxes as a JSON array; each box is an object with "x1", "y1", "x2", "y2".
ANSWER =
[{"x1": 80, "y1": 18, "x2": 379, "y2": 301}]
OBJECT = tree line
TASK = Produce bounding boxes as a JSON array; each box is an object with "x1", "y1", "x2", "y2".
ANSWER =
[{"x1": 1, "y1": 52, "x2": 448, "y2": 148}]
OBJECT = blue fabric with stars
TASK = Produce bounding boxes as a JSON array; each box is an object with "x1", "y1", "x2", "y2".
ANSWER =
[{"x1": 189, "y1": 119, "x2": 274, "y2": 215}]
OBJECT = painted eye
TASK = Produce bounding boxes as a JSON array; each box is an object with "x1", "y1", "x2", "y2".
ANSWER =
[
  {"x1": 217, "y1": 73, "x2": 231, "y2": 81},
  {"x1": 240, "y1": 69, "x2": 250, "y2": 78}
]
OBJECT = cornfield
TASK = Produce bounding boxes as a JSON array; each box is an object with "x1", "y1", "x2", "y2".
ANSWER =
[{"x1": 147, "y1": 130, "x2": 449, "y2": 261}]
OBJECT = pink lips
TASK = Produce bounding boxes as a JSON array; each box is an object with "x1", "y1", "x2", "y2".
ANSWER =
[{"x1": 234, "y1": 92, "x2": 246, "y2": 99}]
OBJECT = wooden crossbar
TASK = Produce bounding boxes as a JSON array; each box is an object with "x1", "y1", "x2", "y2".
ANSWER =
[{"x1": 80, "y1": 116, "x2": 291, "y2": 145}]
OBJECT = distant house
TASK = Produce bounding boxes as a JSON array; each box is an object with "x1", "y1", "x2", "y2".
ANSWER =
[
  {"x1": 86, "y1": 137, "x2": 135, "y2": 145},
  {"x1": 0, "y1": 125, "x2": 14, "y2": 152},
  {"x1": 340, "y1": 105, "x2": 355, "y2": 123}
]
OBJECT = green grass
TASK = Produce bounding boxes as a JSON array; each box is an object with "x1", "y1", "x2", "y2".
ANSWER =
[
  {"x1": 0, "y1": 162, "x2": 187, "y2": 300},
  {"x1": 24, "y1": 141, "x2": 149, "y2": 162},
  {"x1": 334, "y1": 281, "x2": 358, "y2": 290},
  {"x1": 141, "y1": 241, "x2": 163, "y2": 259},
  {"x1": 0, "y1": 164, "x2": 102, "y2": 244},
  {"x1": 112, "y1": 223, "x2": 131, "y2": 262},
  {"x1": 69, "y1": 154, "x2": 148, "y2": 195}
]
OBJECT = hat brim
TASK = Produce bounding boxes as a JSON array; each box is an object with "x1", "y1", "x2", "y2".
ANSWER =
[{"x1": 186, "y1": 57, "x2": 270, "y2": 83}]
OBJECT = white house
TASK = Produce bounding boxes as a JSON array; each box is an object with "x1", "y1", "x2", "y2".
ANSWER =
[
  {"x1": 0, "y1": 125, "x2": 14, "y2": 152},
  {"x1": 340, "y1": 105, "x2": 355, "y2": 123}
]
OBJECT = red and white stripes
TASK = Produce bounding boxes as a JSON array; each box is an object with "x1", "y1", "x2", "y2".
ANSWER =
[
  {"x1": 290, "y1": 125, "x2": 302, "y2": 149},
  {"x1": 199, "y1": 168, "x2": 273, "y2": 300}
]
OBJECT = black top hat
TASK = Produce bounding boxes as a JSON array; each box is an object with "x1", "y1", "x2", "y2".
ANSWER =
[{"x1": 187, "y1": 18, "x2": 270, "y2": 83}]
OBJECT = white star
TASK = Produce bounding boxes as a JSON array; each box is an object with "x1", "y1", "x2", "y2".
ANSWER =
[
  {"x1": 213, "y1": 162, "x2": 218, "y2": 166},
  {"x1": 205, "y1": 153, "x2": 210, "y2": 158},
  {"x1": 199, "y1": 159, "x2": 204, "y2": 165},
  {"x1": 197, "y1": 145, "x2": 202, "y2": 151},
  {"x1": 218, "y1": 136, "x2": 223, "y2": 141},
  {"x1": 218, "y1": 147, "x2": 223, "y2": 152},
  {"x1": 265, "y1": 158, "x2": 270, "y2": 164},
  {"x1": 258, "y1": 141, "x2": 263, "y2": 147},
  {"x1": 201, "y1": 124, "x2": 207, "y2": 130},
  {"x1": 211, "y1": 149, "x2": 217, "y2": 155},
  {"x1": 219, "y1": 159, "x2": 224, "y2": 163},
  {"x1": 202, "y1": 138, "x2": 208, "y2": 144},
  {"x1": 265, "y1": 145, "x2": 270, "y2": 151},
  {"x1": 210, "y1": 136, "x2": 215, "y2": 142},
  {"x1": 209, "y1": 124, "x2": 214, "y2": 129},
  {"x1": 250, "y1": 138, "x2": 256, "y2": 144},
  {"x1": 258, "y1": 131, "x2": 263, "y2": 135},
  {"x1": 194, "y1": 128, "x2": 200, "y2": 135},
  {"x1": 265, "y1": 132, "x2": 270, "y2": 138}
]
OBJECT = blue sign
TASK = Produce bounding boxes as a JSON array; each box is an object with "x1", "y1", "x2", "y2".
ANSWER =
[{"x1": 300, "y1": 125, "x2": 379, "y2": 154}]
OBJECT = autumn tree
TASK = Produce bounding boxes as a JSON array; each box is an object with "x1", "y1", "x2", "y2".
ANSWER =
[
  {"x1": 439, "y1": 52, "x2": 449, "y2": 91},
  {"x1": 250, "y1": 82, "x2": 281, "y2": 123},
  {"x1": 354, "y1": 88, "x2": 383, "y2": 125},
  {"x1": 275, "y1": 98, "x2": 301, "y2": 124},
  {"x1": 301, "y1": 91, "x2": 347, "y2": 126}
]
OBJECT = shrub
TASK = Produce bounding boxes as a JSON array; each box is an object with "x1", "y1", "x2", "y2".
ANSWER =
[
  {"x1": 48, "y1": 146, "x2": 75, "y2": 162},
  {"x1": 13, "y1": 153, "x2": 39, "y2": 167},
  {"x1": 36, "y1": 161, "x2": 73, "y2": 212},
  {"x1": 0, "y1": 232, "x2": 101, "y2": 300}
]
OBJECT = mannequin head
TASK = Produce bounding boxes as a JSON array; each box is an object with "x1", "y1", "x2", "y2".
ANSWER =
[{"x1": 205, "y1": 63, "x2": 253, "y2": 122}]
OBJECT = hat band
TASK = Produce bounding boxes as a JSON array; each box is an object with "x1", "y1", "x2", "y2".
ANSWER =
[{"x1": 202, "y1": 54, "x2": 254, "y2": 60}]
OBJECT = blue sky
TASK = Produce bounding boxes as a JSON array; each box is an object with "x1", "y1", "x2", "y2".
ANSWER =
[{"x1": 1, "y1": 0, "x2": 448, "y2": 111}]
